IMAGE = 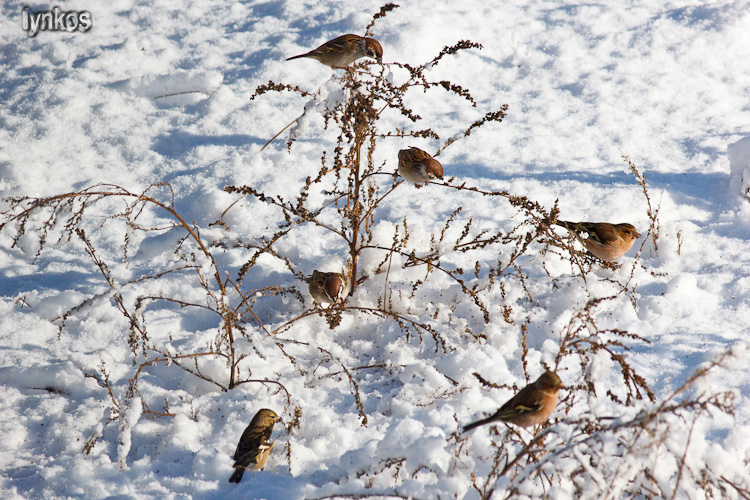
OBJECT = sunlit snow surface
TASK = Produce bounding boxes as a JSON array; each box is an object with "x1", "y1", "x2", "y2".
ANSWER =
[{"x1": 2, "y1": 1, "x2": 750, "y2": 498}]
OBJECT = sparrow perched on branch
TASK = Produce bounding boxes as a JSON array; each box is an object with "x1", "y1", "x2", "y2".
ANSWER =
[
  {"x1": 397, "y1": 147, "x2": 444, "y2": 186},
  {"x1": 228, "y1": 409, "x2": 281, "y2": 483},
  {"x1": 555, "y1": 221, "x2": 642, "y2": 262},
  {"x1": 308, "y1": 270, "x2": 350, "y2": 306},
  {"x1": 286, "y1": 34, "x2": 383, "y2": 68},
  {"x1": 463, "y1": 371, "x2": 563, "y2": 432}
]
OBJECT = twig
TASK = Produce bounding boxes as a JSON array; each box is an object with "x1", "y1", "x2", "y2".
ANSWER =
[{"x1": 260, "y1": 113, "x2": 303, "y2": 152}]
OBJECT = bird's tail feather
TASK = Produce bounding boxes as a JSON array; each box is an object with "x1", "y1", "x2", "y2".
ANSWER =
[
  {"x1": 228, "y1": 468, "x2": 245, "y2": 483},
  {"x1": 462, "y1": 416, "x2": 492, "y2": 433}
]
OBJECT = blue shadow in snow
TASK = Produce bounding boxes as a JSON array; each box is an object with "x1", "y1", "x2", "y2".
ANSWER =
[
  {"x1": 0, "y1": 268, "x2": 95, "y2": 298},
  {"x1": 223, "y1": 48, "x2": 276, "y2": 83},
  {"x1": 451, "y1": 162, "x2": 731, "y2": 212},
  {"x1": 152, "y1": 130, "x2": 265, "y2": 157},
  {"x1": 662, "y1": 4, "x2": 735, "y2": 29}
]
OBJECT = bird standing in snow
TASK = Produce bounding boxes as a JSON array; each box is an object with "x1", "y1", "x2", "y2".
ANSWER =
[
  {"x1": 463, "y1": 371, "x2": 563, "y2": 432},
  {"x1": 286, "y1": 34, "x2": 383, "y2": 68},
  {"x1": 229, "y1": 408, "x2": 280, "y2": 483},
  {"x1": 555, "y1": 221, "x2": 641, "y2": 262},
  {"x1": 397, "y1": 147, "x2": 444, "y2": 186},
  {"x1": 308, "y1": 270, "x2": 350, "y2": 306}
]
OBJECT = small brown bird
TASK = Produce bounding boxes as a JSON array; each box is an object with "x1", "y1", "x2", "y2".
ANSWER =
[
  {"x1": 555, "y1": 221, "x2": 641, "y2": 262},
  {"x1": 286, "y1": 34, "x2": 383, "y2": 68},
  {"x1": 308, "y1": 270, "x2": 350, "y2": 306},
  {"x1": 463, "y1": 371, "x2": 563, "y2": 432},
  {"x1": 397, "y1": 147, "x2": 444, "y2": 186},
  {"x1": 228, "y1": 409, "x2": 280, "y2": 483}
]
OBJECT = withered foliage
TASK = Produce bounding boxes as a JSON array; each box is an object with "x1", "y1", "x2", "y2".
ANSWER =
[{"x1": 458, "y1": 346, "x2": 743, "y2": 500}]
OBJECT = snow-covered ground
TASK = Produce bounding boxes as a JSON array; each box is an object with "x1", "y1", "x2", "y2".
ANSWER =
[{"x1": 2, "y1": 0, "x2": 750, "y2": 498}]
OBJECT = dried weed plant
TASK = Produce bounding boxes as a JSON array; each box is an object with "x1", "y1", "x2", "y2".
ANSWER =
[
  {"x1": 233, "y1": 5, "x2": 571, "y2": 345},
  {"x1": 0, "y1": 183, "x2": 298, "y2": 443},
  {"x1": 450, "y1": 305, "x2": 747, "y2": 500}
]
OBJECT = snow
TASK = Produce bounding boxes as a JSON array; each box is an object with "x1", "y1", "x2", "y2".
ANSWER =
[{"x1": 2, "y1": 0, "x2": 750, "y2": 498}]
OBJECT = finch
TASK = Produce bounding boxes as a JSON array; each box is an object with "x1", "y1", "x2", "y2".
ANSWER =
[
  {"x1": 555, "y1": 221, "x2": 641, "y2": 262},
  {"x1": 308, "y1": 270, "x2": 350, "y2": 306},
  {"x1": 463, "y1": 371, "x2": 563, "y2": 432},
  {"x1": 397, "y1": 147, "x2": 444, "y2": 186},
  {"x1": 228, "y1": 408, "x2": 280, "y2": 483},
  {"x1": 286, "y1": 34, "x2": 383, "y2": 68}
]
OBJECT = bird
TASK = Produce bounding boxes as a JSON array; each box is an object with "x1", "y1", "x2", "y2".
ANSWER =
[
  {"x1": 462, "y1": 370, "x2": 563, "y2": 432},
  {"x1": 228, "y1": 408, "x2": 281, "y2": 483},
  {"x1": 308, "y1": 270, "x2": 350, "y2": 306},
  {"x1": 554, "y1": 221, "x2": 642, "y2": 262},
  {"x1": 286, "y1": 34, "x2": 383, "y2": 68},
  {"x1": 397, "y1": 147, "x2": 444, "y2": 186}
]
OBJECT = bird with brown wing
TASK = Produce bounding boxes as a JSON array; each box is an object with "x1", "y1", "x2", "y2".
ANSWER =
[
  {"x1": 397, "y1": 147, "x2": 444, "y2": 186},
  {"x1": 286, "y1": 34, "x2": 383, "y2": 68},
  {"x1": 228, "y1": 408, "x2": 281, "y2": 483},
  {"x1": 308, "y1": 270, "x2": 350, "y2": 306},
  {"x1": 463, "y1": 371, "x2": 563, "y2": 432},
  {"x1": 555, "y1": 221, "x2": 641, "y2": 261}
]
